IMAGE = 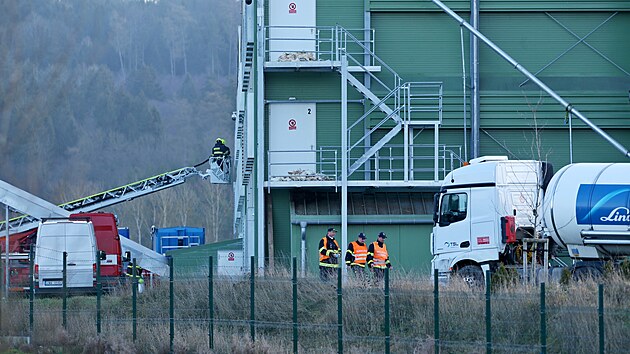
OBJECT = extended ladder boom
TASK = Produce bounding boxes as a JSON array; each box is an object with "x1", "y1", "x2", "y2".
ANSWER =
[{"x1": 1, "y1": 167, "x2": 202, "y2": 233}]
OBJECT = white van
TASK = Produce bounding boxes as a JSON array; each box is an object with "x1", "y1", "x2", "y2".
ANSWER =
[{"x1": 34, "y1": 220, "x2": 97, "y2": 294}]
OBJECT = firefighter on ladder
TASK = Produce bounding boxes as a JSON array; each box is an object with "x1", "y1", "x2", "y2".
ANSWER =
[
  {"x1": 211, "y1": 137, "x2": 231, "y2": 174},
  {"x1": 345, "y1": 232, "x2": 368, "y2": 278},
  {"x1": 367, "y1": 232, "x2": 392, "y2": 284},
  {"x1": 319, "y1": 227, "x2": 341, "y2": 281}
]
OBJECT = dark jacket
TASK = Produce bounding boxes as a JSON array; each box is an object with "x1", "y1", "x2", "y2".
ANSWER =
[{"x1": 212, "y1": 142, "x2": 230, "y2": 157}]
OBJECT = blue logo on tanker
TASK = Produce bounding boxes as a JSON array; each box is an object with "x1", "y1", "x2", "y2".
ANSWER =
[{"x1": 576, "y1": 184, "x2": 630, "y2": 225}]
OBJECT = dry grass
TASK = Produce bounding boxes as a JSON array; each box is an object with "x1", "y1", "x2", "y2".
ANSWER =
[{"x1": 0, "y1": 267, "x2": 628, "y2": 353}]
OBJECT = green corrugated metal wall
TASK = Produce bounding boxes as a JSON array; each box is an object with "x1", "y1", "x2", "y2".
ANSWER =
[
  {"x1": 480, "y1": 128, "x2": 630, "y2": 165},
  {"x1": 369, "y1": 7, "x2": 630, "y2": 165},
  {"x1": 317, "y1": 0, "x2": 364, "y2": 28},
  {"x1": 168, "y1": 238, "x2": 243, "y2": 275},
  {"x1": 269, "y1": 190, "x2": 291, "y2": 264}
]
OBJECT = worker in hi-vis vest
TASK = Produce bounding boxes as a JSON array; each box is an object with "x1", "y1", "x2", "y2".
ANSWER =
[
  {"x1": 367, "y1": 231, "x2": 392, "y2": 284},
  {"x1": 345, "y1": 232, "x2": 368, "y2": 277},
  {"x1": 319, "y1": 227, "x2": 341, "y2": 281}
]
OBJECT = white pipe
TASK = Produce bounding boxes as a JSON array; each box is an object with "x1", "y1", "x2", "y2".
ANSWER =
[
  {"x1": 469, "y1": 0, "x2": 479, "y2": 159},
  {"x1": 431, "y1": 0, "x2": 630, "y2": 159},
  {"x1": 341, "y1": 55, "x2": 349, "y2": 280}
]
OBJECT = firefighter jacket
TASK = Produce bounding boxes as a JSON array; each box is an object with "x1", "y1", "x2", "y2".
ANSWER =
[
  {"x1": 126, "y1": 263, "x2": 144, "y2": 283},
  {"x1": 319, "y1": 236, "x2": 341, "y2": 268},
  {"x1": 367, "y1": 241, "x2": 391, "y2": 269},
  {"x1": 345, "y1": 241, "x2": 367, "y2": 267},
  {"x1": 212, "y1": 142, "x2": 230, "y2": 157}
]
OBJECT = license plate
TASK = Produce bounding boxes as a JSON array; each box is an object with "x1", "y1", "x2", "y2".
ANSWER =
[{"x1": 43, "y1": 280, "x2": 63, "y2": 286}]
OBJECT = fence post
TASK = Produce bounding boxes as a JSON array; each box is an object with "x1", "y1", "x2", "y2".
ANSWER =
[
  {"x1": 29, "y1": 247, "x2": 34, "y2": 336},
  {"x1": 292, "y1": 257, "x2": 298, "y2": 354},
  {"x1": 208, "y1": 255, "x2": 214, "y2": 350},
  {"x1": 62, "y1": 251, "x2": 67, "y2": 330},
  {"x1": 540, "y1": 282, "x2": 546, "y2": 354},
  {"x1": 132, "y1": 257, "x2": 137, "y2": 341},
  {"x1": 96, "y1": 251, "x2": 101, "y2": 335},
  {"x1": 485, "y1": 270, "x2": 491, "y2": 354},
  {"x1": 337, "y1": 266, "x2": 343, "y2": 354},
  {"x1": 384, "y1": 268, "x2": 390, "y2": 354},
  {"x1": 169, "y1": 257, "x2": 174, "y2": 354},
  {"x1": 433, "y1": 269, "x2": 439, "y2": 354},
  {"x1": 597, "y1": 284, "x2": 605, "y2": 354},
  {"x1": 250, "y1": 256, "x2": 255, "y2": 342}
]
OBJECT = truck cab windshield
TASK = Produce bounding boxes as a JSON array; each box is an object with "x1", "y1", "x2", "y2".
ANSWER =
[{"x1": 439, "y1": 193, "x2": 468, "y2": 226}]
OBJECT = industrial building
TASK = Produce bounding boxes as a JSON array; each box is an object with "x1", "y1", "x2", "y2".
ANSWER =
[{"x1": 231, "y1": 0, "x2": 630, "y2": 274}]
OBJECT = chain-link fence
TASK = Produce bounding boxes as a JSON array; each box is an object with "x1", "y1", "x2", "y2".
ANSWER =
[{"x1": 1, "y1": 254, "x2": 629, "y2": 353}]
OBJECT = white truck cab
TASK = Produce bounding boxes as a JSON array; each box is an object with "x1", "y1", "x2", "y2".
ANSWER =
[{"x1": 431, "y1": 156, "x2": 544, "y2": 282}]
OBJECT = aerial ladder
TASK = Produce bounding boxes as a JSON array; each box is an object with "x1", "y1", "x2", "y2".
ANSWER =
[
  {"x1": 0, "y1": 158, "x2": 231, "y2": 276},
  {"x1": 1, "y1": 159, "x2": 231, "y2": 234}
]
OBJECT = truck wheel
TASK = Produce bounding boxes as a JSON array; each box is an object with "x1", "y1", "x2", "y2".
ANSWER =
[{"x1": 457, "y1": 265, "x2": 484, "y2": 287}]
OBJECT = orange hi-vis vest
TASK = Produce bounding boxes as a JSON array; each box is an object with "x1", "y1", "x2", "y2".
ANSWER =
[
  {"x1": 349, "y1": 241, "x2": 367, "y2": 266},
  {"x1": 319, "y1": 237, "x2": 340, "y2": 267},
  {"x1": 372, "y1": 241, "x2": 389, "y2": 269}
]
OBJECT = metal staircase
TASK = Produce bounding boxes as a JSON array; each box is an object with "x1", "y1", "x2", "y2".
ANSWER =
[{"x1": 333, "y1": 26, "x2": 443, "y2": 178}]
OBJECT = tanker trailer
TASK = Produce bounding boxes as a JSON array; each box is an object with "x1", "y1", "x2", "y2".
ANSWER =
[{"x1": 542, "y1": 163, "x2": 630, "y2": 277}]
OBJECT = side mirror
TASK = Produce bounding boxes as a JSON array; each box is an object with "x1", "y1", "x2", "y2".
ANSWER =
[
  {"x1": 123, "y1": 251, "x2": 131, "y2": 262},
  {"x1": 99, "y1": 251, "x2": 106, "y2": 261}
]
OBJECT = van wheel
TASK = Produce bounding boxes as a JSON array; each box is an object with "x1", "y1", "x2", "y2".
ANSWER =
[{"x1": 457, "y1": 265, "x2": 484, "y2": 287}]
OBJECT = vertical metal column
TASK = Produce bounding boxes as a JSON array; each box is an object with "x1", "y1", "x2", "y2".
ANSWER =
[
  {"x1": 209, "y1": 256, "x2": 214, "y2": 350},
  {"x1": 337, "y1": 267, "x2": 343, "y2": 354},
  {"x1": 292, "y1": 257, "x2": 298, "y2": 354},
  {"x1": 29, "y1": 247, "x2": 34, "y2": 336},
  {"x1": 403, "y1": 87, "x2": 409, "y2": 182},
  {"x1": 250, "y1": 256, "x2": 255, "y2": 341},
  {"x1": 62, "y1": 251, "x2": 67, "y2": 330},
  {"x1": 169, "y1": 257, "x2": 174, "y2": 354},
  {"x1": 598, "y1": 284, "x2": 604, "y2": 354},
  {"x1": 470, "y1": 0, "x2": 480, "y2": 159},
  {"x1": 341, "y1": 54, "x2": 348, "y2": 280},
  {"x1": 384, "y1": 268, "x2": 390, "y2": 354},
  {"x1": 255, "y1": 0, "x2": 266, "y2": 272},
  {"x1": 568, "y1": 113, "x2": 574, "y2": 164},
  {"x1": 96, "y1": 251, "x2": 101, "y2": 334},
  {"x1": 132, "y1": 257, "x2": 137, "y2": 341},
  {"x1": 540, "y1": 282, "x2": 547, "y2": 354},
  {"x1": 433, "y1": 269, "x2": 440, "y2": 354},
  {"x1": 5, "y1": 205, "x2": 9, "y2": 299},
  {"x1": 485, "y1": 270, "x2": 491, "y2": 354},
  {"x1": 434, "y1": 124, "x2": 439, "y2": 181}
]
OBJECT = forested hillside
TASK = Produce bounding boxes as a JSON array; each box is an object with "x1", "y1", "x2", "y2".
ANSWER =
[{"x1": 0, "y1": 0, "x2": 239, "y2": 244}]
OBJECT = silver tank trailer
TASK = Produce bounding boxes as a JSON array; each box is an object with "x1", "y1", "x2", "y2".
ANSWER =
[{"x1": 543, "y1": 163, "x2": 630, "y2": 259}]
